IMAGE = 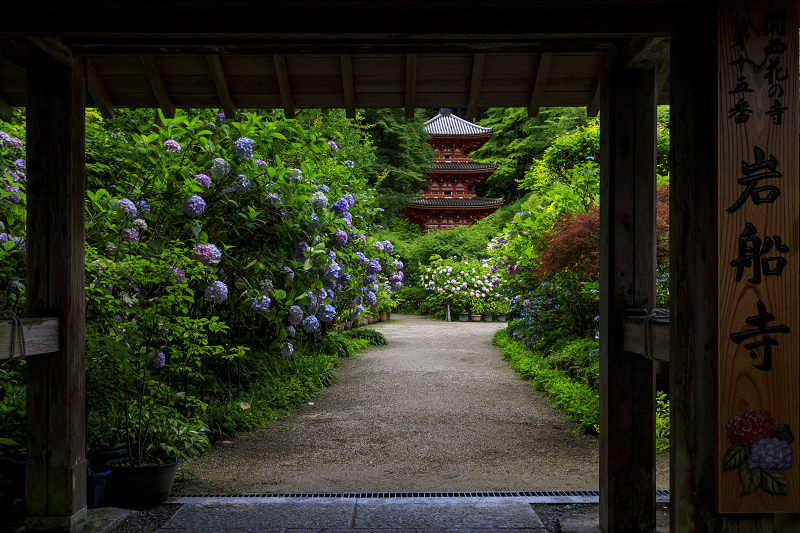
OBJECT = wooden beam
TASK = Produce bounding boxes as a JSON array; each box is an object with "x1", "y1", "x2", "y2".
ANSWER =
[
  {"x1": 587, "y1": 73, "x2": 601, "y2": 117},
  {"x1": 340, "y1": 53, "x2": 355, "y2": 119},
  {"x1": 0, "y1": 318, "x2": 60, "y2": 361},
  {"x1": 622, "y1": 37, "x2": 670, "y2": 70},
  {"x1": 0, "y1": 89, "x2": 11, "y2": 122},
  {"x1": 599, "y1": 63, "x2": 657, "y2": 532},
  {"x1": 86, "y1": 57, "x2": 114, "y2": 119},
  {"x1": 527, "y1": 52, "x2": 552, "y2": 118},
  {"x1": 404, "y1": 53, "x2": 417, "y2": 119},
  {"x1": 655, "y1": 56, "x2": 669, "y2": 101},
  {"x1": 139, "y1": 54, "x2": 175, "y2": 118},
  {"x1": 25, "y1": 60, "x2": 87, "y2": 530},
  {"x1": 206, "y1": 54, "x2": 236, "y2": 120},
  {"x1": 621, "y1": 316, "x2": 669, "y2": 362},
  {"x1": 466, "y1": 52, "x2": 485, "y2": 119},
  {"x1": 273, "y1": 53, "x2": 295, "y2": 119}
]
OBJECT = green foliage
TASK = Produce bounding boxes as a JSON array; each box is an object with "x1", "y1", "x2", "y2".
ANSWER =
[
  {"x1": 0, "y1": 363, "x2": 26, "y2": 464},
  {"x1": 314, "y1": 331, "x2": 355, "y2": 359},
  {"x1": 344, "y1": 328, "x2": 388, "y2": 346},
  {"x1": 656, "y1": 391, "x2": 670, "y2": 454},
  {"x1": 493, "y1": 329, "x2": 599, "y2": 434}
]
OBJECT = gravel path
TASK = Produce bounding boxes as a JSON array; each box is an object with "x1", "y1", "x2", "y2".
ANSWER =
[{"x1": 175, "y1": 314, "x2": 668, "y2": 494}]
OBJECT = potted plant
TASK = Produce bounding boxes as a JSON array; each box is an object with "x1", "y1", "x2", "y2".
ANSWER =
[{"x1": 470, "y1": 297, "x2": 485, "y2": 321}]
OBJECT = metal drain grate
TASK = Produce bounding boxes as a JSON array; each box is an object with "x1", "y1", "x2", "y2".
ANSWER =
[{"x1": 173, "y1": 489, "x2": 670, "y2": 503}]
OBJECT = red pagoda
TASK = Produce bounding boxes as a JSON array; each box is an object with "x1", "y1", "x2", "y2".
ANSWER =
[{"x1": 402, "y1": 109, "x2": 503, "y2": 233}]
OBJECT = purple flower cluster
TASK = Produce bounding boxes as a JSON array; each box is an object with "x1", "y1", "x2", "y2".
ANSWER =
[
  {"x1": 149, "y1": 351, "x2": 166, "y2": 368},
  {"x1": 195, "y1": 173, "x2": 212, "y2": 188},
  {"x1": 312, "y1": 192, "x2": 328, "y2": 210},
  {"x1": 251, "y1": 295, "x2": 271, "y2": 313},
  {"x1": 288, "y1": 305, "x2": 304, "y2": 325},
  {"x1": 255, "y1": 159, "x2": 268, "y2": 167},
  {"x1": 192, "y1": 244, "x2": 216, "y2": 266},
  {"x1": 136, "y1": 200, "x2": 151, "y2": 214},
  {"x1": 340, "y1": 212, "x2": 353, "y2": 227},
  {"x1": 748, "y1": 437, "x2": 794, "y2": 471},
  {"x1": 204, "y1": 280, "x2": 228, "y2": 304},
  {"x1": 318, "y1": 184, "x2": 330, "y2": 193},
  {"x1": 216, "y1": 112, "x2": 227, "y2": 122},
  {"x1": 14, "y1": 159, "x2": 25, "y2": 174},
  {"x1": 163, "y1": 139, "x2": 181, "y2": 153},
  {"x1": 328, "y1": 140, "x2": 339, "y2": 152},
  {"x1": 284, "y1": 266, "x2": 295, "y2": 281},
  {"x1": 287, "y1": 168, "x2": 302, "y2": 184},
  {"x1": 373, "y1": 241, "x2": 384, "y2": 252},
  {"x1": 287, "y1": 326, "x2": 296, "y2": 337},
  {"x1": 171, "y1": 267, "x2": 185, "y2": 283},
  {"x1": 234, "y1": 137, "x2": 256, "y2": 158},
  {"x1": 319, "y1": 304, "x2": 336, "y2": 323},
  {"x1": 363, "y1": 273, "x2": 377, "y2": 284},
  {"x1": 120, "y1": 228, "x2": 139, "y2": 242},
  {"x1": 354, "y1": 252, "x2": 367, "y2": 263},
  {"x1": 118, "y1": 198, "x2": 137, "y2": 218},
  {"x1": 302, "y1": 315, "x2": 320, "y2": 333},
  {"x1": 330, "y1": 197, "x2": 349, "y2": 215},
  {"x1": 182, "y1": 195, "x2": 206, "y2": 217},
  {"x1": 0, "y1": 233, "x2": 25, "y2": 250},
  {"x1": 210, "y1": 158, "x2": 231, "y2": 178},
  {"x1": 345, "y1": 160, "x2": 355, "y2": 168},
  {"x1": 365, "y1": 291, "x2": 377, "y2": 307},
  {"x1": 367, "y1": 259, "x2": 381, "y2": 274},
  {"x1": 2, "y1": 184, "x2": 21, "y2": 204},
  {"x1": 281, "y1": 342, "x2": 294, "y2": 358},
  {"x1": 0, "y1": 132, "x2": 23, "y2": 149},
  {"x1": 334, "y1": 229, "x2": 348, "y2": 246}
]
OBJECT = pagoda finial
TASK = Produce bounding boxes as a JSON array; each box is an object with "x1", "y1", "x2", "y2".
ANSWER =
[{"x1": 439, "y1": 108, "x2": 452, "y2": 116}]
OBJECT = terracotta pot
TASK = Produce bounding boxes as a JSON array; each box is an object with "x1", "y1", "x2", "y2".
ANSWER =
[
  {"x1": 367, "y1": 316, "x2": 373, "y2": 324},
  {"x1": 379, "y1": 312, "x2": 387, "y2": 322},
  {"x1": 470, "y1": 314, "x2": 482, "y2": 322}
]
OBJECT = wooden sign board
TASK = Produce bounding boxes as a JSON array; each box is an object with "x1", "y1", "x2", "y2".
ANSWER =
[{"x1": 717, "y1": 0, "x2": 799, "y2": 513}]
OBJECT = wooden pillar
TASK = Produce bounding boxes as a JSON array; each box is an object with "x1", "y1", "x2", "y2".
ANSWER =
[
  {"x1": 599, "y1": 62, "x2": 657, "y2": 531},
  {"x1": 25, "y1": 61, "x2": 87, "y2": 531}
]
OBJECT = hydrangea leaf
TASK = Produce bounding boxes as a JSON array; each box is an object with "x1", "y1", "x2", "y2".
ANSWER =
[
  {"x1": 774, "y1": 424, "x2": 794, "y2": 444},
  {"x1": 724, "y1": 443, "x2": 750, "y2": 471},
  {"x1": 274, "y1": 290, "x2": 286, "y2": 301},
  {"x1": 759, "y1": 469, "x2": 789, "y2": 496},
  {"x1": 740, "y1": 464, "x2": 760, "y2": 496}
]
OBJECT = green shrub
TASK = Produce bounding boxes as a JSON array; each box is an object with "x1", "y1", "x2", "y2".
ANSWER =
[{"x1": 345, "y1": 328, "x2": 388, "y2": 346}]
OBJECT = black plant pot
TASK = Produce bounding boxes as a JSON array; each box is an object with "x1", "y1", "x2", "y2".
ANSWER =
[
  {"x1": 89, "y1": 447, "x2": 129, "y2": 468},
  {"x1": 104, "y1": 457, "x2": 178, "y2": 508},
  {"x1": 86, "y1": 468, "x2": 112, "y2": 509}
]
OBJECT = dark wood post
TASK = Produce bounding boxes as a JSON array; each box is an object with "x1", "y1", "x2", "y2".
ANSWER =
[
  {"x1": 25, "y1": 61, "x2": 87, "y2": 531},
  {"x1": 599, "y1": 62, "x2": 657, "y2": 532}
]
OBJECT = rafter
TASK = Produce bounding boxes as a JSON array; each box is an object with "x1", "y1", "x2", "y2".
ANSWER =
[
  {"x1": 587, "y1": 73, "x2": 601, "y2": 117},
  {"x1": 655, "y1": 56, "x2": 670, "y2": 100},
  {"x1": 527, "y1": 52, "x2": 552, "y2": 118},
  {"x1": 207, "y1": 55, "x2": 236, "y2": 120},
  {"x1": 0, "y1": 90, "x2": 11, "y2": 122},
  {"x1": 340, "y1": 53, "x2": 355, "y2": 119},
  {"x1": 466, "y1": 52, "x2": 485, "y2": 119},
  {"x1": 86, "y1": 57, "x2": 114, "y2": 119},
  {"x1": 622, "y1": 37, "x2": 670, "y2": 69},
  {"x1": 404, "y1": 53, "x2": 417, "y2": 119},
  {"x1": 139, "y1": 54, "x2": 175, "y2": 118},
  {"x1": 273, "y1": 54, "x2": 295, "y2": 119}
]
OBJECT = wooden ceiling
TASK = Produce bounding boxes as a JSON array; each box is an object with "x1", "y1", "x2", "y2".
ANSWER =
[{"x1": 0, "y1": 1, "x2": 686, "y2": 120}]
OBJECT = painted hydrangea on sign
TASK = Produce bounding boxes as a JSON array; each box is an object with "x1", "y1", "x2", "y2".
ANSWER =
[{"x1": 723, "y1": 408, "x2": 794, "y2": 496}]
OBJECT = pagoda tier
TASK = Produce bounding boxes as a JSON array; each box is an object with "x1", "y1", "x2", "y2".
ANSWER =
[{"x1": 402, "y1": 109, "x2": 502, "y2": 233}]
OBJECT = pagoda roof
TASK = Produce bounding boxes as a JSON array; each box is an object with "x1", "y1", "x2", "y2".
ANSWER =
[
  {"x1": 424, "y1": 109, "x2": 493, "y2": 137},
  {"x1": 406, "y1": 197, "x2": 503, "y2": 208},
  {"x1": 430, "y1": 161, "x2": 498, "y2": 171}
]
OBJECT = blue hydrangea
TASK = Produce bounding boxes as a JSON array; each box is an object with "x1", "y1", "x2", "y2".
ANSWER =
[
  {"x1": 284, "y1": 267, "x2": 295, "y2": 281},
  {"x1": 330, "y1": 197, "x2": 349, "y2": 215},
  {"x1": 325, "y1": 261, "x2": 341, "y2": 281},
  {"x1": 118, "y1": 198, "x2": 137, "y2": 218},
  {"x1": 287, "y1": 326, "x2": 296, "y2": 337},
  {"x1": 207, "y1": 243, "x2": 222, "y2": 261},
  {"x1": 210, "y1": 158, "x2": 231, "y2": 179},
  {"x1": 328, "y1": 140, "x2": 339, "y2": 152},
  {"x1": 251, "y1": 295, "x2": 271, "y2": 313},
  {"x1": 365, "y1": 291, "x2": 377, "y2": 307},
  {"x1": 195, "y1": 173, "x2": 212, "y2": 188},
  {"x1": 304, "y1": 290, "x2": 318, "y2": 309},
  {"x1": 216, "y1": 112, "x2": 227, "y2": 121},
  {"x1": 281, "y1": 342, "x2": 294, "y2": 358},
  {"x1": 135, "y1": 200, "x2": 151, "y2": 214},
  {"x1": 234, "y1": 137, "x2": 256, "y2": 158},
  {"x1": 373, "y1": 241, "x2": 385, "y2": 252},
  {"x1": 345, "y1": 160, "x2": 354, "y2": 168},
  {"x1": 319, "y1": 304, "x2": 336, "y2": 323},
  {"x1": 393, "y1": 259, "x2": 404, "y2": 270},
  {"x1": 367, "y1": 259, "x2": 382, "y2": 274},
  {"x1": 334, "y1": 229, "x2": 348, "y2": 246},
  {"x1": 363, "y1": 273, "x2": 376, "y2": 284},
  {"x1": 149, "y1": 351, "x2": 165, "y2": 368},
  {"x1": 287, "y1": 168, "x2": 302, "y2": 184},
  {"x1": 205, "y1": 281, "x2": 228, "y2": 304},
  {"x1": 302, "y1": 315, "x2": 320, "y2": 333},
  {"x1": 357, "y1": 234, "x2": 367, "y2": 246},
  {"x1": 266, "y1": 191, "x2": 282, "y2": 205},
  {"x1": 234, "y1": 174, "x2": 251, "y2": 196},
  {"x1": 318, "y1": 184, "x2": 330, "y2": 193},
  {"x1": 14, "y1": 159, "x2": 25, "y2": 174},
  {"x1": 288, "y1": 305, "x2": 303, "y2": 325},
  {"x1": 343, "y1": 193, "x2": 355, "y2": 207},
  {"x1": 340, "y1": 212, "x2": 353, "y2": 227},
  {"x1": 749, "y1": 437, "x2": 794, "y2": 471},
  {"x1": 261, "y1": 278, "x2": 274, "y2": 293},
  {"x1": 312, "y1": 191, "x2": 329, "y2": 211},
  {"x1": 356, "y1": 304, "x2": 365, "y2": 313},
  {"x1": 182, "y1": 195, "x2": 206, "y2": 217},
  {"x1": 354, "y1": 252, "x2": 367, "y2": 263},
  {"x1": 382, "y1": 240, "x2": 393, "y2": 254}
]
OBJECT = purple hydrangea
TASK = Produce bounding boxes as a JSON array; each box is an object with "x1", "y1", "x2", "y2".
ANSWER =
[
  {"x1": 367, "y1": 259, "x2": 382, "y2": 274},
  {"x1": 136, "y1": 200, "x2": 151, "y2": 214},
  {"x1": 363, "y1": 273, "x2": 377, "y2": 284},
  {"x1": 171, "y1": 267, "x2": 185, "y2": 283},
  {"x1": 365, "y1": 291, "x2": 377, "y2": 307},
  {"x1": 281, "y1": 342, "x2": 294, "y2": 358},
  {"x1": 288, "y1": 305, "x2": 304, "y2": 325},
  {"x1": 266, "y1": 191, "x2": 282, "y2": 205},
  {"x1": 216, "y1": 112, "x2": 227, "y2": 121},
  {"x1": 382, "y1": 240, "x2": 393, "y2": 254},
  {"x1": 392, "y1": 281, "x2": 401, "y2": 291},
  {"x1": 14, "y1": 159, "x2": 25, "y2": 174},
  {"x1": 261, "y1": 278, "x2": 274, "y2": 293},
  {"x1": 304, "y1": 290, "x2": 318, "y2": 309},
  {"x1": 210, "y1": 158, "x2": 231, "y2": 178},
  {"x1": 118, "y1": 198, "x2": 137, "y2": 218},
  {"x1": 287, "y1": 326, "x2": 296, "y2": 337},
  {"x1": 192, "y1": 244, "x2": 216, "y2": 266},
  {"x1": 195, "y1": 173, "x2": 212, "y2": 188},
  {"x1": 343, "y1": 193, "x2": 355, "y2": 208},
  {"x1": 251, "y1": 295, "x2": 271, "y2": 313},
  {"x1": 302, "y1": 315, "x2": 320, "y2": 333},
  {"x1": 255, "y1": 159, "x2": 268, "y2": 167},
  {"x1": 234, "y1": 137, "x2": 256, "y2": 159},
  {"x1": 204, "y1": 280, "x2": 228, "y2": 304},
  {"x1": 334, "y1": 229, "x2": 348, "y2": 246},
  {"x1": 354, "y1": 252, "x2": 367, "y2": 263},
  {"x1": 149, "y1": 351, "x2": 166, "y2": 368},
  {"x1": 748, "y1": 437, "x2": 794, "y2": 470},
  {"x1": 340, "y1": 212, "x2": 353, "y2": 227},
  {"x1": 357, "y1": 234, "x2": 367, "y2": 246},
  {"x1": 328, "y1": 140, "x2": 339, "y2": 152},
  {"x1": 207, "y1": 243, "x2": 222, "y2": 261},
  {"x1": 393, "y1": 259, "x2": 404, "y2": 270},
  {"x1": 287, "y1": 168, "x2": 302, "y2": 184},
  {"x1": 234, "y1": 174, "x2": 251, "y2": 195},
  {"x1": 284, "y1": 266, "x2": 295, "y2": 281},
  {"x1": 164, "y1": 139, "x2": 181, "y2": 153},
  {"x1": 319, "y1": 304, "x2": 336, "y2": 323},
  {"x1": 318, "y1": 184, "x2": 330, "y2": 193},
  {"x1": 133, "y1": 218, "x2": 147, "y2": 231},
  {"x1": 373, "y1": 241, "x2": 385, "y2": 252},
  {"x1": 0, "y1": 132, "x2": 11, "y2": 146},
  {"x1": 120, "y1": 228, "x2": 139, "y2": 242},
  {"x1": 182, "y1": 195, "x2": 206, "y2": 217},
  {"x1": 356, "y1": 304, "x2": 365, "y2": 313},
  {"x1": 330, "y1": 197, "x2": 349, "y2": 215},
  {"x1": 391, "y1": 274, "x2": 403, "y2": 283},
  {"x1": 2, "y1": 185, "x2": 21, "y2": 204}
]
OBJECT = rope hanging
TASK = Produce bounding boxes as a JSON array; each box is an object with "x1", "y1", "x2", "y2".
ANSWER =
[
  {"x1": 643, "y1": 308, "x2": 669, "y2": 361},
  {"x1": 1, "y1": 310, "x2": 26, "y2": 362}
]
